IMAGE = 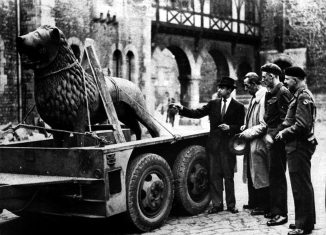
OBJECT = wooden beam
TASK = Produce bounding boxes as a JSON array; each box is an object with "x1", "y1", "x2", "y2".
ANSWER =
[{"x1": 83, "y1": 39, "x2": 126, "y2": 143}]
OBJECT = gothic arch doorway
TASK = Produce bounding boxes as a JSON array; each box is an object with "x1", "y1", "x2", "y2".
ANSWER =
[
  {"x1": 200, "y1": 50, "x2": 229, "y2": 101},
  {"x1": 167, "y1": 46, "x2": 191, "y2": 106}
]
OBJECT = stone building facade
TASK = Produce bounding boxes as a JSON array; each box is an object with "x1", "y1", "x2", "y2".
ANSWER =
[
  {"x1": 0, "y1": 0, "x2": 153, "y2": 124},
  {"x1": 0, "y1": 0, "x2": 19, "y2": 123},
  {"x1": 0, "y1": 0, "x2": 325, "y2": 124}
]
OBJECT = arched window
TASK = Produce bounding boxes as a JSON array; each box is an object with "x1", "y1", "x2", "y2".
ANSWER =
[
  {"x1": 113, "y1": 50, "x2": 122, "y2": 77},
  {"x1": 70, "y1": 44, "x2": 81, "y2": 61},
  {"x1": 126, "y1": 51, "x2": 135, "y2": 81}
]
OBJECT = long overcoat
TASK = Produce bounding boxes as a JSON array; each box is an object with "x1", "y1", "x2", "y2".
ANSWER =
[{"x1": 241, "y1": 87, "x2": 269, "y2": 189}]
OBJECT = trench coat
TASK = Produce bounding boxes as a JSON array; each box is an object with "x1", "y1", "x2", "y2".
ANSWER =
[{"x1": 241, "y1": 87, "x2": 269, "y2": 189}]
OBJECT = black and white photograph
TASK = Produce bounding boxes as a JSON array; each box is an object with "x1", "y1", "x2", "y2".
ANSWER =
[{"x1": 0, "y1": 0, "x2": 325, "y2": 234}]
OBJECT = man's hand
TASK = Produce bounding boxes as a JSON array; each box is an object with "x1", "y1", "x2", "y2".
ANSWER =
[
  {"x1": 240, "y1": 125, "x2": 246, "y2": 131},
  {"x1": 170, "y1": 103, "x2": 183, "y2": 111},
  {"x1": 264, "y1": 134, "x2": 274, "y2": 149},
  {"x1": 238, "y1": 130, "x2": 249, "y2": 140},
  {"x1": 218, "y1": 123, "x2": 230, "y2": 131},
  {"x1": 275, "y1": 131, "x2": 284, "y2": 141}
]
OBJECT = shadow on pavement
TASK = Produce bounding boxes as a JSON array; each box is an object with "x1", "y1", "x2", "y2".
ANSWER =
[{"x1": 0, "y1": 214, "x2": 138, "y2": 235}]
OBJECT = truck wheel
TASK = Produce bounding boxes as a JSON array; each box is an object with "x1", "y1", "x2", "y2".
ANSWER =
[
  {"x1": 173, "y1": 145, "x2": 210, "y2": 215},
  {"x1": 126, "y1": 153, "x2": 174, "y2": 232}
]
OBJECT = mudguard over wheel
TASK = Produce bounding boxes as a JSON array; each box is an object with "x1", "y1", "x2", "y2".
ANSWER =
[
  {"x1": 173, "y1": 145, "x2": 210, "y2": 215},
  {"x1": 126, "y1": 153, "x2": 174, "y2": 232}
]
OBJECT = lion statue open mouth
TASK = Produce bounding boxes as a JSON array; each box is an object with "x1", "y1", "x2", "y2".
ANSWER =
[{"x1": 17, "y1": 25, "x2": 161, "y2": 144}]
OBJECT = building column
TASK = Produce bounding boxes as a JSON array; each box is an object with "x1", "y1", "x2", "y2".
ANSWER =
[
  {"x1": 188, "y1": 76, "x2": 201, "y2": 108},
  {"x1": 179, "y1": 75, "x2": 200, "y2": 109}
]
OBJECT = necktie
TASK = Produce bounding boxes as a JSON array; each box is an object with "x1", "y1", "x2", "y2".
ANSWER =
[
  {"x1": 221, "y1": 98, "x2": 227, "y2": 120},
  {"x1": 245, "y1": 95, "x2": 256, "y2": 127}
]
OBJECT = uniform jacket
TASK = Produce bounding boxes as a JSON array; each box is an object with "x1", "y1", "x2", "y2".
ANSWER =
[
  {"x1": 241, "y1": 87, "x2": 269, "y2": 189},
  {"x1": 281, "y1": 84, "x2": 317, "y2": 152},
  {"x1": 180, "y1": 98, "x2": 245, "y2": 173},
  {"x1": 264, "y1": 83, "x2": 292, "y2": 137}
]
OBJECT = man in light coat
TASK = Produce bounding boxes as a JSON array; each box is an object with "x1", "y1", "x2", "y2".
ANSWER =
[{"x1": 239, "y1": 72, "x2": 270, "y2": 216}]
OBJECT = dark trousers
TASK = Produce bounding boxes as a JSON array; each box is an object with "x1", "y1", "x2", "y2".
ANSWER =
[
  {"x1": 269, "y1": 141, "x2": 288, "y2": 216},
  {"x1": 287, "y1": 141, "x2": 316, "y2": 231},
  {"x1": 208, "y1": 150, "x2": 235, "y2": 208},
  {"x1": 168, "y1": 114, "x2": 175, "y2": 127},
  {"x1": 246, "y1": 153, "x2": 270, "y2": 211},
  {"x1": 247, "y1": 160, "x2": 256, "y2": 208}
]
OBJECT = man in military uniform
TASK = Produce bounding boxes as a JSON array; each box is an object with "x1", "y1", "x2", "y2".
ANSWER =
[
  {"x1": 261, "y1": 63, "x2": 292, "y2": 226},
  {"x1": 275, "y1": 66, "x2": 317, "y2": 235}
]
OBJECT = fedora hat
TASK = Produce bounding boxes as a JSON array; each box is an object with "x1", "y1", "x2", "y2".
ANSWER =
[
  {"x1": 228, "y1": 134, "x2": 247, "y2": 155},
  {"x1": 218, "y1": 76, "x2": 237, "y2": 88}
]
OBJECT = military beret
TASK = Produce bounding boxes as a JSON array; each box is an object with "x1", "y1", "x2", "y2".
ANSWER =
[
  {"x1": 261, "y1": 63, "x2": 282, "y2": 76},
  {"x1": 284, "y1": 66, "x2": 306, "y2": 80}
]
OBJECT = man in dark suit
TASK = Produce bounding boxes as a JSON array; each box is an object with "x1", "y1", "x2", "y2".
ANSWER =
[{"x1": 173, "y1": 77, "x2": 245, "y2": 214}]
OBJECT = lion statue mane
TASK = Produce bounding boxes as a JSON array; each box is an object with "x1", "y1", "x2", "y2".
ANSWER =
[{"x1": 17, "y1": 25, "x2": 161, "y2": 143}]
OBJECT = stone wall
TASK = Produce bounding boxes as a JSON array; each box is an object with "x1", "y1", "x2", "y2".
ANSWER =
[
  {"x1": 0, "y1": 0, "x2": 154, "y2": 124},
  {"x1": 261, "y1": 0, "x2": 326, "y2": 92},
  {"x1": 0, "y1": 0, "x2": 18, "y2": 123}
]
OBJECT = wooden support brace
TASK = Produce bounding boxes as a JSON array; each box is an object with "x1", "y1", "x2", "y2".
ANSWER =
[{"x1": 82, "y1": 39, "x2": 126, "y2": 143}]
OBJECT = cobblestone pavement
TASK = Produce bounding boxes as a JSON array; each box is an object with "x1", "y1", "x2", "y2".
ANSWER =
[
  {"x1": 143, "y1": 121, "x2": 326, "y2": 235},
  {"x1": 0, "y1": 122, "x2": 325, "y2": 235}
]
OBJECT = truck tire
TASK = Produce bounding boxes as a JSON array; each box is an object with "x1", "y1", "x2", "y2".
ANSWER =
[
  {"x1": 126, "y1": 153, "x2": 174, "y2": 232},
  {"x1": 173, "y1": 145, "x2": 210, "y2": 215}
]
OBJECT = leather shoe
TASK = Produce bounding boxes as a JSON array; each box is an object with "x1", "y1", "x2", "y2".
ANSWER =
[
  {"x1": 267, "y1": 215, "x2": 288, "y2": 226},
  {"x1": 227, "y1": 207, "x2": 239, "y2": 214},
  {"x1": 289, "y1": 224, "x2": 296, "y2": 229},
  {"x1": 250, "y1": 207, "x2": 265, "y2": 216},
  {"x1": 288, "y1": 229, "x2": 312, "y2": 235},
  {"x1": 264, "y1": 212, "x2": 273, "y2": 219},
  {"x1": 207, "y1": 206, "x2": 223, "y2": 214},
  {"x1": 243, "y1": 204, "x2": 254, "y2": 210}
]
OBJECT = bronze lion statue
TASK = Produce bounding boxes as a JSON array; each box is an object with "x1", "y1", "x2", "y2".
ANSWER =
[{"x1": 17, "y1": 25, "x2": 161, "y2": 143}]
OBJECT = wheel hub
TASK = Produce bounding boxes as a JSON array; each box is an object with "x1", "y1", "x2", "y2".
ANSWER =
[
  {"x1": 189, "y1": 163, "x2": 208, "y2": 198},
  {"x1": 141, "y1": 173, "x2": 165, "y2": 213}
]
